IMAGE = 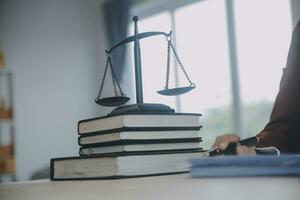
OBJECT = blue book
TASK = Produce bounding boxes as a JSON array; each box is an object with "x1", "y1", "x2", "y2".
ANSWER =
[{"x1": 190, "y1": 155, "x2": 300, "y2": 177}]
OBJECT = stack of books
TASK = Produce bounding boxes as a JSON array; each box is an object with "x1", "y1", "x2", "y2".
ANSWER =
[{"x1": 50, "y1": 112, "x2": 206, "y2": 181}]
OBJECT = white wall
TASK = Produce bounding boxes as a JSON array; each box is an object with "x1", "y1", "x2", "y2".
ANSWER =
[{"x1": 0, "y1": 0, "x2": 112, "y2": 181}]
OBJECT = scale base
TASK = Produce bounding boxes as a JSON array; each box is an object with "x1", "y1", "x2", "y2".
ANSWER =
[{"x1": 109, "y1": 103, "x2": 175, "y2": 116}]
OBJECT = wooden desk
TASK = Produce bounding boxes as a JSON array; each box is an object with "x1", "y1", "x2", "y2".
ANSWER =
[{"x1": 0, "y1": 174, "x2": 300, "y2": 200}]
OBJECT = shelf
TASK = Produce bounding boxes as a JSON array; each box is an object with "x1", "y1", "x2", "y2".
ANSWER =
[
  {"x1": 0, "y1": 69, "x2": 15, "y2": 182},
  {"x1": 0, "y1": 108, "x2": 12, "y2": 118},
  {"x1": 0, "y1": 119, "x2": 14, "y2": 125},
  {"x1": 0, "y1": 157, "x2": 15, "y2": 175}
]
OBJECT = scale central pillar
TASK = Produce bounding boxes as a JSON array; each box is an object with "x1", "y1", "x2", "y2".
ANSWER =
[
  {"x1": 133, "y1": 16, "x2": 144, "y2": 104},
  {"x1": 109, "y1": 16, "x2": 175, "y2": 115}
]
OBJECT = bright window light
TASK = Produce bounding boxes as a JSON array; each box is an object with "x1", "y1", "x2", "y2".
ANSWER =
[
  {"x1": 174, "y1": 0, "x2": 232, "y2": 148},
  {"x1": 234, "y1": 0, "x2": 292, "y2": 136},
  {"x1": 130, "y1": 0, "x2": 292, "y2": 149}
]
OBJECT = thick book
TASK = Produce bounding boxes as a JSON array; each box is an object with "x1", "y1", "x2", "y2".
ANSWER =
[
  {"x1": 78, "y1": 113, "x2": 201, "y2": 135},
  {"x1": 190, "y1": 155, "x2": 300, "y2": 177},
  {"x1": 50, "y1": 150, "x2": 207, "y2": 181},
  {"x1": 78, "y1": 129, "x2": 201, "y2": 146},
  {"x1": 79, "y1": 138, "x2": 202, "y2": 155}
]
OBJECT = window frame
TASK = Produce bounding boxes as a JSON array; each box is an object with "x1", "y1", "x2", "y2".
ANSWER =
[{"x1": 129, "y1": 0, "x2": 292, "y2": 137}]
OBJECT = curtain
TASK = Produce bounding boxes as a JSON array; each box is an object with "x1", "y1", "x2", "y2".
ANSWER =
[{"x1": 102, "y1": 0, "x2": 132, "y2": 80}]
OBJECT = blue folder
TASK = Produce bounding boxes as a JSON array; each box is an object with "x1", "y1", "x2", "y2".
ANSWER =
[{"x1": 190, "y1": 155, "x2": 300, "y2": 177}]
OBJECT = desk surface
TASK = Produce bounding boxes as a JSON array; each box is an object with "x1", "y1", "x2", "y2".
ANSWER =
[{"x1": 1, "y1": 174, "x2": 300, "y2": 200}]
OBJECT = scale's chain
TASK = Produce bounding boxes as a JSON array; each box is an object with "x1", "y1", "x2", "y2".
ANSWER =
[
  {"x1": 109, "y1": 58, "x2": 125, "y2": 97},
  {"x1": 165, "y1": 41, "x2": 171, "y2": 89},
  {"x1": 168, "y1": 40, "x2": 194, "y2": 86},
  {"x1": 96, "y1": 56, "x2": 110, "y2": 99},
  {"x1": 108, "y1": 58, "x2": 119, "y2": 96}
]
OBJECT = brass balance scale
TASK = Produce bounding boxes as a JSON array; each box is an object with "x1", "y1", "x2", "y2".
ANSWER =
[{"x1": 95, "y1": 16, "x2": 195, "y2": 115}]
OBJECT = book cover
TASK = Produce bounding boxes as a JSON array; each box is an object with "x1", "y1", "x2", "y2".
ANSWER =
[
  {"x1": 51, "y1": 150, "x2": 207, "y2": 181},
  {"x1": 78, "y1": 126, "x2": 202, "y2": 136},
  {"x1": 79, "y1": 137, "x2": 202, "y2": 147},
  {"x1": 78, "y1": 129, "x2": 202, "y2": 145},
  {"x1": 78, "y1": 113, "x2": 202, "y2": 135},
  {"x1": 79, "y1": 138, "x2": 202, "y2": 156}
]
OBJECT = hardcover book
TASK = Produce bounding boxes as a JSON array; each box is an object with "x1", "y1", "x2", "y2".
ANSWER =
[
  {"x1": 78, "y1": 113, "x2": 201, "y2": 135},
  {"x1": 80, "y1": 143, "x2": 202, "y2": 156},
  {"x1": 79, "y1": 138, "x2": 202, "y2": 155},
  {"x1": 51, "y1": 150, "x2": 207, "y2": 181},
  {"x1": 78, "y1": 129, "x2": 202, "y2": 145}
]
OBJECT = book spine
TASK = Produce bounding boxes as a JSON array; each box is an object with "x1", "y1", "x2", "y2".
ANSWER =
[
  {"x1": 77, "y1": 113, "x2": 202, "y2": 135},
  {"x1": 50, "y1": 159, "x2": 55, "y2": 181},
  {"x1": 78, "y1": 113, "x2": 202, "y2": 124},
  {"x1": 51, "y1": 171, "x2": 188, "y2": 181},
  {"x1": 78, "y1": 126, "x2": 203, "y2": 136},
  {"x1": 79, "y1": 148, "x2": 204, "y2": 157},
  {"x1": 79, "y1": 138, "x2": 202, "y2": 147}
]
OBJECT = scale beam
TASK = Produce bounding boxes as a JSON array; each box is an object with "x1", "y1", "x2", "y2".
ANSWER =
[
  {"x1": 95, "y1": 16, "x2": 195, "y2": 114},
  {"x1": 105, "y1": 31, "x2": 172, "y2": 54}
]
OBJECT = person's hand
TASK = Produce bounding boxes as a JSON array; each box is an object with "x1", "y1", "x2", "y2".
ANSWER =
[{"x1": 212, "y1": 134, "x2": 256, "y2": 155}]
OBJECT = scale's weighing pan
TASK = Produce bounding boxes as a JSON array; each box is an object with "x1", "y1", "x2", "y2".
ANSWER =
[
  {"x1": 157, "y1": 86, "x2": 195, "y2": 96},
  {"x1": 95, "y1": 96, "x2": 130, "y2": 107}
]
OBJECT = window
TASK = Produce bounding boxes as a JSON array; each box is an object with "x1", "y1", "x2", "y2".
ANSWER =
[
  {"x1": 234, "y1": 0, "x2": 292, "y2": 137},
  {"x1": 131, "y1": 0, "x2": 292, "y2": 149}
]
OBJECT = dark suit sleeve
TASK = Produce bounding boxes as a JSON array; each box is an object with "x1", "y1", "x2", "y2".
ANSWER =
[{"x1": 256, "y1": 21, "x2": 300, "y2": 153}]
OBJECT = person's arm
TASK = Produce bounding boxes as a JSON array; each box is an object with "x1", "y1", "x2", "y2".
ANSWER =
[
  {"x1": 212, "y1": 21, "x2": 300, "y2": 155},
  {"x1": 256, "y1": 20, "x2": 300, "y2": 153}
]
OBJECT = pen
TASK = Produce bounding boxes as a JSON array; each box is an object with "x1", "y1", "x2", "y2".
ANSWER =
[{"x1": 208, "y1": 136, "x2": 259, "y2": 156}]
